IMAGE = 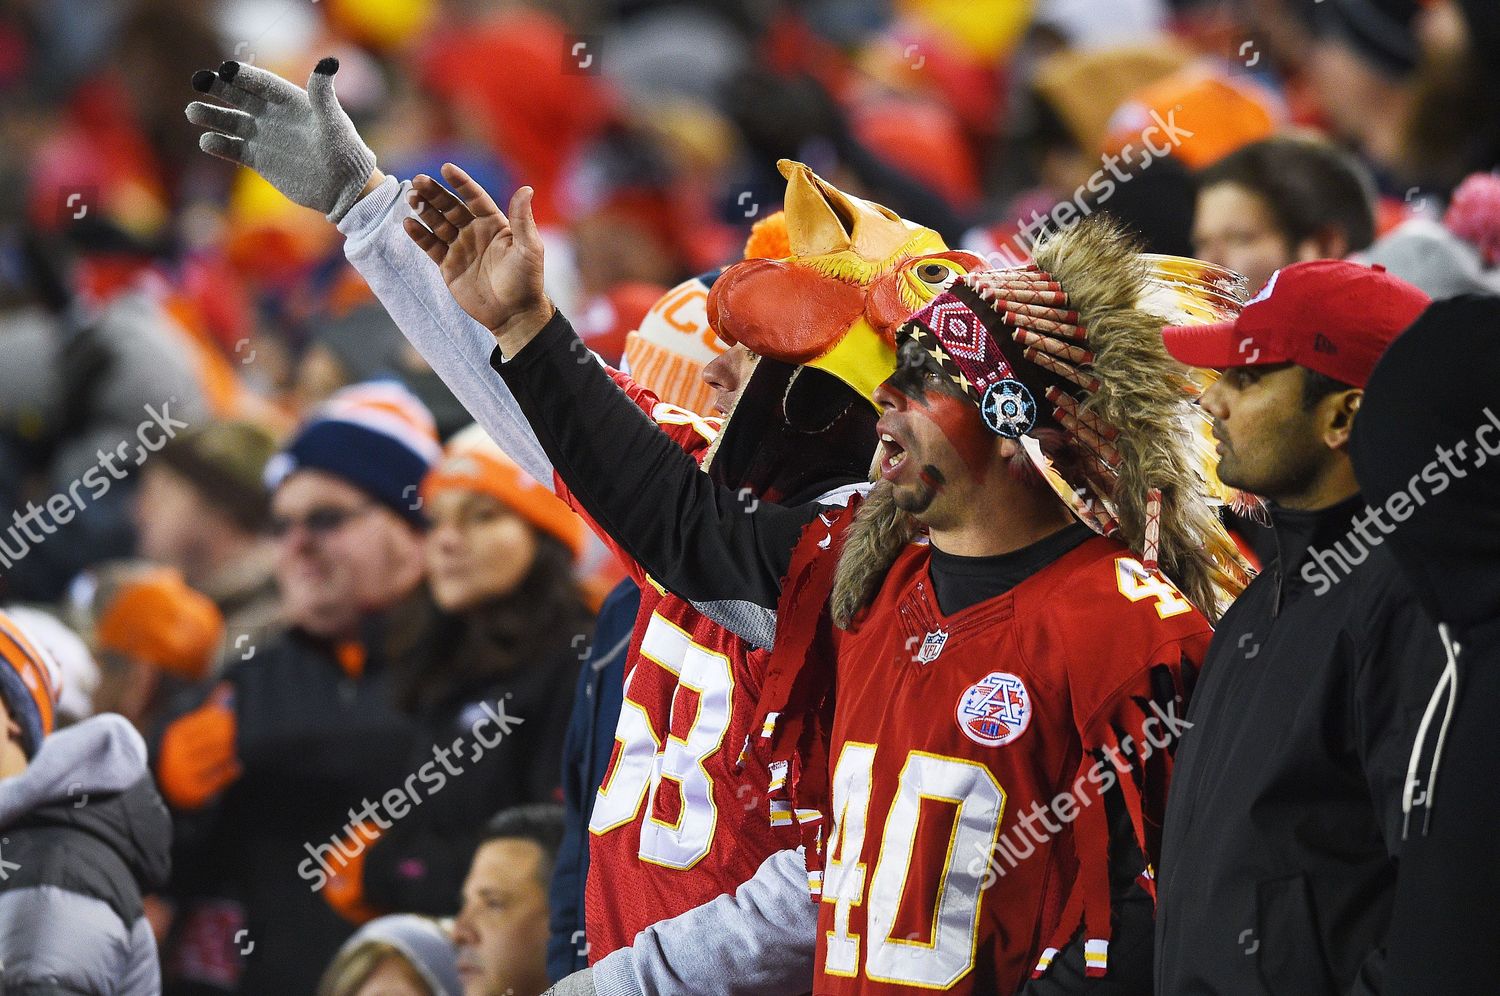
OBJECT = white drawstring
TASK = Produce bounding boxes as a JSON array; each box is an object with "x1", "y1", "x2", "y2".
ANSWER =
[{"x1": 1402, "y1": 622, "x2": 1461, "y2": 839}]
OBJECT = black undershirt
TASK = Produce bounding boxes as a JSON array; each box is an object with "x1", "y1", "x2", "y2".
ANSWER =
[{"x1": 928, "y1": 522, "x2": 1095, "y2": 617}]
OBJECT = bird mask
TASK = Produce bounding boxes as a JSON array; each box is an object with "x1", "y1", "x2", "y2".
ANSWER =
[{"x1": 702, "y1": 160, "x2": 983, "y2": 504}]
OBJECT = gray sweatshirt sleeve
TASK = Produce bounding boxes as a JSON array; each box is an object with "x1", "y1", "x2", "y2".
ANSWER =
[
  {"x1": 337, "y1": 175, "x2": 554, "y2": 487},
  {"x1": 591, "y1": 847, "x2": 815, "y2": 996}
]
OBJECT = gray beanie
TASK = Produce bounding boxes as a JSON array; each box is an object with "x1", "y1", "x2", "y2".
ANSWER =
[{"x1": 338, "y1": 915, "x2": 462, "y2": 996}]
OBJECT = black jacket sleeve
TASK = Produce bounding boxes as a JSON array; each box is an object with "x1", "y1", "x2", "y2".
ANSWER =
[{"x1": 492, "y1": 311, "x2": 819, "y2": 610}]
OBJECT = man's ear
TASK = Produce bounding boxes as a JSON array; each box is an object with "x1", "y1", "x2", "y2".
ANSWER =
[
  {"x1": 4, "y1": 714, "x2": 22, "y2": 746},
  {"x1": 1321, "y1": 388, "x2": 1363, "y2": 450},
  {"x1": 997, "y1": 436, "x2": 1022, "y2": 461}
]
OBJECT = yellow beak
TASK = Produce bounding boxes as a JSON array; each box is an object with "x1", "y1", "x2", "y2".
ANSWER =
[{"x1": 778, "y1": 160, "x2": 943, "y2": 282}]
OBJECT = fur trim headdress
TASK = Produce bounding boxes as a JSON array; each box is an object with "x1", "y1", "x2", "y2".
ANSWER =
[{"x1": 834, "y1": 216, "x2": 1252, "y2": 623}]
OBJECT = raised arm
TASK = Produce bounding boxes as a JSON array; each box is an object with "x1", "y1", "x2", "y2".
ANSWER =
[
  {"x1": 187, "y1": 58, "x2": 554, "y2": 486},
  {"x1": 338, "y1": 175, "x2": 554, "y2": 484},
  {"x1": 404, "y1": 165, "x2": 818, "y2": 613}
]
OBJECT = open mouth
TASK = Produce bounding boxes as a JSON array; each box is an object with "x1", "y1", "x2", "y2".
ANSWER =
[{"x1": 878, "y1": 431, "x2": 909, "y2": 479}]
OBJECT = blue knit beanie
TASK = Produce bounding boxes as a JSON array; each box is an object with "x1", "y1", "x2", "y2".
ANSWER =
[{"x1": 264, "y1": 381, "x2": 441, "y2": 528}]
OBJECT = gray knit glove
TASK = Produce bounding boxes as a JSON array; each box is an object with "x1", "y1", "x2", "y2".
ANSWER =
[
  {"x1": 186, "y1": 57, "x2": 376, "y2": 223},
  {"x1": 542, "y1": 968, "x2": 596, "y2": 996}
]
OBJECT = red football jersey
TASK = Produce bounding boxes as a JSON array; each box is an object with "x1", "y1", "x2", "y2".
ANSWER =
[
  {"x1": 762, "y1": 521, "x2": 1210, "y2": 994},
  {"x1": 557, "y1": 372, "x2": 804, "y2": 960}
]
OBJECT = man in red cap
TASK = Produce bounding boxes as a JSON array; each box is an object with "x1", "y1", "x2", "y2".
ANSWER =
[{"x1": 1154, "y1": 260, "x2": 1448, "y2": 993}]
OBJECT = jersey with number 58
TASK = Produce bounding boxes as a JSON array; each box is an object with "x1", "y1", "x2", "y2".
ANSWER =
[
  {"x1": 556, "y1": 370, "x2": 807, "y2": 961},
  {"x1": 802, "y1": 531, "x2": 1209, "y2": 994}
]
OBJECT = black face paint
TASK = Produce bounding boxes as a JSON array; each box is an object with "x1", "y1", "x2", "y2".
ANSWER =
[
  {"x1": 887, "y1": 338, "x2": 967, "y2": 408},
  {"x1": 918, "y1": 464, "x2": 946, "y2": 490}
]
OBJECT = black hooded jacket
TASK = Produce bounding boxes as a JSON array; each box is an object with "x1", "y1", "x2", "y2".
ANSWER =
[
  {"x1": 1155, "y1": 481, "x2": 1446, "y2": 991},
  {"x1": 1350, "y1": 295, "x2": 1500, "y2": 995}
]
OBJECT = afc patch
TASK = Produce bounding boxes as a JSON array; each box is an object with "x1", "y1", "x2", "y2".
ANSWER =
[{"x1": 956, "y1": 671, "x2": 1032, "y2": 747}]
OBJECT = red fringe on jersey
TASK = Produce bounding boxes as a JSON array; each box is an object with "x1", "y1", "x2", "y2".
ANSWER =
[
  {"x1": 745, "y1": 498, "x2": 862, "y2": 895},
  {"x1": 1032, "y1": 659, "x2": 1192, "y2": 979}
]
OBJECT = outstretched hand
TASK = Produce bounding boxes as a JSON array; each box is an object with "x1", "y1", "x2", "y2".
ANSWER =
[
  {"x1": 404, "y1": 163, "x2": 553, "y2": 354},
  {"x1": 186, "y1": 57, "x2": 376, "y2": 222}
]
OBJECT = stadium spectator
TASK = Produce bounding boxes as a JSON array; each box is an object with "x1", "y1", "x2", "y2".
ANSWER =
[
  {"x1": 1353, "y1": 169, "x2": 1500, "y2": 298},
  {"x1": 3, "y1": 0, "x2": 1499, "y2": 990},
  {"x1": 0, "y1": 239, "x2": 209, "y2": 602},
  {"x1": 1192, "y1": 134, "x2": 1378, "y2": 294},
  {"x1": 3, "y1": 603, "x2": 100, "y2": 726},
  {"x1": 134, "y1": 419, "x2": 281, "y2": 653},
  {"x1": 1351, "y1": 294, "x2": 1500, "y2": 995},
  {"x1": 321, "y1": 424, "x2": 590, "y2": 924},
  {"x1": 0, "y1": 608, "x2": 171, "y2": 995},
  {"x1": 318, "y1": 914, "x2": 462, "y2": 996},
  {"x1": 1156, "y1": 260, "x2": 1445, "y2": 991},
  {"x1": 456, "y1": 805, "x2": 562, "y2": 996},
  {"x1": 296, "y1": 302, "x2": 471, "y2": 441},
  {"x1": 153, "y1": 382, "x2": 436, "y2": 994},
  {"x1": 547, "y1": 264, "x2": 761, "y2": 979}
]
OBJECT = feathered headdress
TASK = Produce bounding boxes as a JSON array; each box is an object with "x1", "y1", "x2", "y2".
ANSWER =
[{"x1": 840, "y1": 216, "x2": 1252, "y2": 621}]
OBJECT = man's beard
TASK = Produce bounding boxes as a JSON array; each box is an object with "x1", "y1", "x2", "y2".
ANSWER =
[
  {"x1": 1219, "y1": 436, "x2": 1324, "y2": 507},
  {"x1": 831, "y1": 480, "x2": 922, "y2": 629},
  {"x1": 891, "y1": 463, "x2": 945, "y2": 516}
]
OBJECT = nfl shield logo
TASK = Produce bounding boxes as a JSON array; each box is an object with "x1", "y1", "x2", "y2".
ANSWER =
[
  {"x1": 955, "y1": 671, "x2": 1032, "y2": 747},
  {"x1": 916, "y1": 629, "x2": 948, "y2": 664}
]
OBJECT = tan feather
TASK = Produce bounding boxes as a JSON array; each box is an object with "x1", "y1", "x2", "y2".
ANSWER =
[{"x1": 1031, "y1": 217, "x2": 1251, "y2": 618}]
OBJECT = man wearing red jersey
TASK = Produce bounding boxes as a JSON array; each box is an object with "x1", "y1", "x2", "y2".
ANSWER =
[{"x1": 734, "y1": 225, "x2": 1241, "y2": 993}]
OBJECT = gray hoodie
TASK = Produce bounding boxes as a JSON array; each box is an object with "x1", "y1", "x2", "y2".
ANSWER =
[{"x1": 0, "y1": 714, "x2": 171, "y2": 994}]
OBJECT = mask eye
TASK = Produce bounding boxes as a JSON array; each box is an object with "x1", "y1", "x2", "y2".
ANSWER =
[{"x1": 914, "y1": 262, "x2": 955, "y2": 286}]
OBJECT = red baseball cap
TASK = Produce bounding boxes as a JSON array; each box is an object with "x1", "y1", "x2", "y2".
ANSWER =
[{"x1": 1161, "y1": 260, "x2": 1431, "y2": 387}]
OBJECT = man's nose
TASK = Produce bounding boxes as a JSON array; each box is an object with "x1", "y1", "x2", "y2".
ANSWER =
[
  {"x1": 702, "y1": 354, "x2": 731, "y2": 392},
  {"x1": 452, "y1": 907, "x2": 476, "y2": 946},
  {"x1": 1200, "y1": 377, "x2": 1230, "y2": 420},
  {"x1": 873, "y1": 377, "x2": 904, "y2": 413}
]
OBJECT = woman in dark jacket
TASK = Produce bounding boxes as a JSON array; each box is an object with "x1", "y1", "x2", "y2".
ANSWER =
[{"x1": 325, "y1": 424, "x2": 594, "y2": 921}]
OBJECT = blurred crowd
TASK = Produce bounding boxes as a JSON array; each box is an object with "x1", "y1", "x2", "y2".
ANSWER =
[{"x1": 0, "y1": 0, "x2": 1497, "y2": 994}]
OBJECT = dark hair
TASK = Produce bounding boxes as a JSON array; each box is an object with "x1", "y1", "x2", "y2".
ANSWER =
[
  {"x1": 482, "y1": 803, "x2": 565, "y2": 884},
  {"x1": 1301, "y1": 368, "x2": 1356, "y2": 410},
  {"x1": 1198, "y1": 136, "x2": 1377, "y2": 253},
  {"x1": 387, "y1": 531, "x2": 592, "y2": 716}
]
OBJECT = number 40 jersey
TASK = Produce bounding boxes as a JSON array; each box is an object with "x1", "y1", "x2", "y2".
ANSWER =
[
  {"x1": 793, "y1": 528, "x2": 1210, "y2": 994},
  {"x1": 562, "y1": 373, "x2": 805, "y2": 961}
]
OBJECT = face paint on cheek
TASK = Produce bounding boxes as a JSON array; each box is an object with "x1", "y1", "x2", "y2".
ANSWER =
[{"x1": 918, "y1": 391, "x2": 992, "y2": 481}]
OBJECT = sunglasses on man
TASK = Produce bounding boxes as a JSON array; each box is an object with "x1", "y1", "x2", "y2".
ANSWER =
[{"x1": 268, "y1": 503, "x2": 377, "y2": 540}]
